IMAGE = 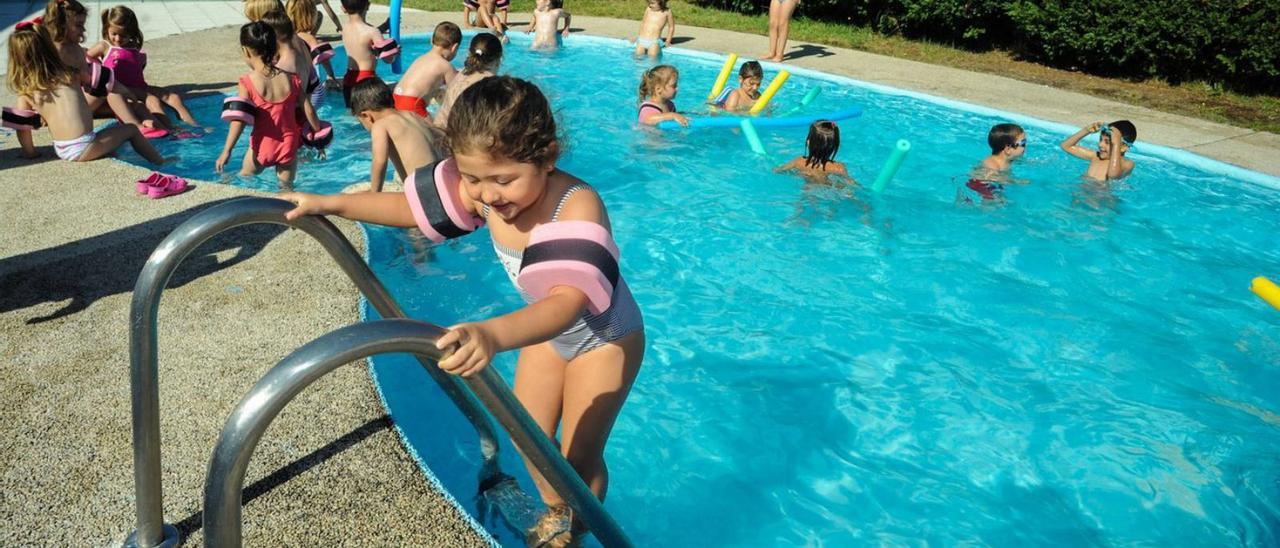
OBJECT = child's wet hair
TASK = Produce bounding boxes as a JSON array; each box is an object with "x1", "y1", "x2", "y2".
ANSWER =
[
  {"x1": 6, "y1": 24, "x2": 77, "y2": 96},
  {"x1": 637, "y1": 64, "x2": 678, "y2": 101},
  {"x1": 348, "y1": 77, "x2": 393, "y2": 114},
  {"x1": 432, "y1": 21, "x2": 462, "y2": 48},
  {"x1": 739, "y1": 60, "x2": 763, "y2": 81},
  {"x1": 447, "y1": 76, "x2": 560, "y2": 166},
  {"x1": 44, "y1": 0, "x2": 87, "y2": 45},
  {"x1": 259, "y1": 9, "x2": 295, "y2": 42},
  {"x1": 340, "y1": 0, "x2": 370, "y2": 14},
  {"x1": 101, "y1": 5, "x2": 143, "y2": 48},
  {"x1": 239, "y1": 20, "x2": 279, "y2": 65},
  {"x1": 805, "y1": 120, "x2": 840, "y2": 169},
  {"x1": 1109, "y1": 120, "x2": 1137, "y2": 144},
  {"x1": 285, "y1": 0, "x2": 321, "y2": 34},
  {"x1": 463, "y1": 33, "x2": 503, "y2": 75},
  {"x1": 987, "y1": 123, "x2": 1024, "y2": 154}
]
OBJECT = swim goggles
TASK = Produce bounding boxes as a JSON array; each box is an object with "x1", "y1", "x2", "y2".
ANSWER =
[
  {"x1": 1013, "y1": 138, "x2": 1027, "y2": 148},
  {"x1": 1099, "y1": 125, "x2": 1135, "y2": 147}
]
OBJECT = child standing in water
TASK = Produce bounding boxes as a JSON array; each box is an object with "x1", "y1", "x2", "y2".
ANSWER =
[
  {"x1": 286, "y1": 0, "x2": 341, "y2": 90},
  {"x1": 348, "y1": 78, "x2": 447, "y2": 192},
  {"x1": 434, "y1": 33, "x2": 503, "y2": 128},
  {"x1": 637, "y1": 64, "x2": 688, "y2": 126},
  {"x1": 394, "y1": 21, "x2": 462, "y2": 117},
  {"x1": 762, "y1": 0, "x2": 798, "y2": 62},
  {"x1": 775, "y1": 120, "x2": 850, "y2": 182},
  {"x1": 281, "y1": 76, "x2": 645, "y2": 548},
  {"x1": 961, "y1": 123, "x2": 1025, "y2": 203},
  {"x1": 711, "y1": 60, "x2": 763, "y2": 112},
  {"x1": 215, "y1": 21, "x2": 304, "y2": 188},
  {"x1": 634, "y1": 0, "x2": 675, "y2": 58},
  {"x1": 87, "y1": 5, "x2": 197, "y2": 128},
  {"x1": 5, "y1": 23, "x2": 166, "y2": 164},
  {"x1": 339, "y1": 0, "x2": 400, "y2": 106},
  {"x1": 1060, "y1": 120, "x2": 1137, "y2": 180},
  {"x1": 526, "y1": 0, "x2": 572, "y2": 50}
]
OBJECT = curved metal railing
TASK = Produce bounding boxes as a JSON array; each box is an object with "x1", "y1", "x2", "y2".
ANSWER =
[
  {"x1": 125, "y1": 197, "x2": 502, "y2": 547},
  {"x1": 203, "y1": 319, "x2": 632, "y2": 547}
]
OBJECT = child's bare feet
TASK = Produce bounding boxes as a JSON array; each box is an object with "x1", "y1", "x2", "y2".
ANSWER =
[{"x1": 525, "y1": 504, "x2": 571, "y2": 547}]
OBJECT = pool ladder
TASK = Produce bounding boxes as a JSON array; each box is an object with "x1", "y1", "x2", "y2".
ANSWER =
[{"x1": 124, "y1": 197, "x2": 632, "y2": 547}]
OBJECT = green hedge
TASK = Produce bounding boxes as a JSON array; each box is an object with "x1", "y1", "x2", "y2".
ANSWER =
[{"x1": 691, "y1": 0, "x2": 1279, "y2": 92}]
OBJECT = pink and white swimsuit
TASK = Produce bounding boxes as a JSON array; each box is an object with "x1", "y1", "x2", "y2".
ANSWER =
[{"x1": 102, "y1": 45, "x2": 148, "y2": 89}]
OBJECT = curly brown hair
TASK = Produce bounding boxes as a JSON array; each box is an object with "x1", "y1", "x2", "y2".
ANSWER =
[{"x1": 446, "y1": 76, "x2": 560, "y2": 167}]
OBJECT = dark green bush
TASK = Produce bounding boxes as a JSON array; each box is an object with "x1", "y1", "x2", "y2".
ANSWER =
[{"x1": 689, "y1": 0, "x2": 1280, "y2": 92}]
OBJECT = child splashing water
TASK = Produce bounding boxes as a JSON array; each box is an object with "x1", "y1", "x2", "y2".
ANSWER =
[
  {"x1": 281, "y1": 76, "x2": 645, "y2": 548},
  {"x1": 42, "y1": 0, "x2": 166, "y2": 139},
  {"x1": 215, "y1": 21, "x2": 305, "y2": 189},
  {"x1": 87, "y1": 5, "x2": 197, "y2": 129},
  {"x1": 5, "y1": 23, "x2": 167, "y2": 164},
  {"x1": 637, "y1": 64, "x2": 688, "y2": 126}
]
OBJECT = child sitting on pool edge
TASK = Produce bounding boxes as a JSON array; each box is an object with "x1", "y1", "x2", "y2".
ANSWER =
[
  {"x1": 961, "y1": 123, "x2": 1025, "y2": 203},
  {"x1": 774, "y1": 120, "x2": 851, "y2": 183},
  {"x1": 637, "y1": 65, "x2": 688, "y2": 126},
  {"x1": 711, "y1": 60, "x2": 762, "y2": 112},
  {"x1": 1060, "y1": 120, "x2": 1136, "y2": 181},
  {"x1": 5, "y1": 22, "x2": 168, "y2": 164},
  {"x1": 348, "y1": 78, "x2": 447, "y2": 192},
  {"x1": 281, "y1": 75, "x2": 645, "y2": 548}
]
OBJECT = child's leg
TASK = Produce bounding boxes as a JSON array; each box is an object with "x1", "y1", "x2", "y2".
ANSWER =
[
  {"x1": 13, "y1": 96, "x2": 38, "y2": 158},
  {"x1": 648, "y1": 44, "x2": 660, "y2": 58},
  {"x1": 154, "y1": 86, "x2": 198, "y2": 126},
  {"x1": 555, "y1": 332, "x2": 644, "y2": 501},
  {"x1": 462, "y1": 5, "x2": 474, "y2": 27},
  {"x1": 79, "y1": 124, "x2": 165, "y2": 163},
  {"x1": 764, "y1": 0, "x2": 781, "y2": 59},
  {"x1": 144, "y1": 93, "x2": 175, "y2": 129},
  {"x1": 512, "y1": 342, "x2": 569, "y2": 502},
  {"x1": 774, "y1": 0, "x2": 798, "y2": 61},
  {"x1": 500, "y1": 8, "x2": 509, "y2": 24},
  {"x1": 275, "y1": 159, "x2": 298, "y2": 191},
  {"x1": 633, "y1": 44, "x2": 645, "y2": 57},
  {"x1": 239, "y1": 148, "x2": 263, "y2": 177}
]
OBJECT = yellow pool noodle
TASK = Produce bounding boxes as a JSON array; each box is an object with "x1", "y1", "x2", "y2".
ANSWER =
[
  {"x1": 750, "y1": 70, "x2": 791, "y2": 116},
  {"x1": 1250, "y1": 276, "x2": 1280, "y2": 311},
  {"x1": 707, "y1": 54, "x2": 739, "y2": 102}
]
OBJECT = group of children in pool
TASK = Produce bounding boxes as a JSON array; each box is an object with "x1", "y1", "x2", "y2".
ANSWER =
[
  {"x1": 2, "y1": 1, "x2": 1139, "y2": 544},
  {"x1": 964, "y1": 119, "x2": 1137, "y2": 203}
]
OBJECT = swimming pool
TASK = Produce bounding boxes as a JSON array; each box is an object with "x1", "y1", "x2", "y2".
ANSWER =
[{"x1": 120, "y1": 31, "x2": 1280, "y2": 546}]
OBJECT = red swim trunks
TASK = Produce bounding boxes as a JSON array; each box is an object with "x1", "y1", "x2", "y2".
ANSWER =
[
  {"x1": 342, "y1": 68, "x2": 378, "y2": 106},
  {"x1": 393, "y1": 93, "x2": 428, "y2": 117},
  {"x1": 965, "y1": 178, "x2": 1003, "y2": 201}
]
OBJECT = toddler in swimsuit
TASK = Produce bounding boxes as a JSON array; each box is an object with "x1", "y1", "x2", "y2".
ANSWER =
[
  {"x1": 87, "y1": 5, "x2": 197, "y2": 129},
  {"x1": 215, "y1": 21, "x2": 304, "y2": 188},
  {"x1": 634, "y1": 0, "x2": 675, "y2": 58},
  {"x1": 4, "y1": 22, "x2": 166, "y2": 164},
  {"x1": 637, "y1": 64, "x2": 688, "y2": 126},
  {"x1": 282, "y1": 76, "x2": 645, "y2": 548}
]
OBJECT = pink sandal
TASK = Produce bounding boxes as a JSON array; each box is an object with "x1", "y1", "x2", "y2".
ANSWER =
[
  {"x1": 148, "y1": 174, "x2": 188, "y2": 199},
  {"x1": 136, "y1": 171, "x2": 165, "y2": 194}
]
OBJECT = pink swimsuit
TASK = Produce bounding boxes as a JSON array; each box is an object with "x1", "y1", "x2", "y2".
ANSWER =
[
  {"x1": 240, "y1": 73, "x2": 303, "y2": 167},
  {"x1": 638, "y1": 99, "x2": 673, "y2": 124},
  {"x1": 101, "y1": 46, "x2": 147, "y2": 88}
]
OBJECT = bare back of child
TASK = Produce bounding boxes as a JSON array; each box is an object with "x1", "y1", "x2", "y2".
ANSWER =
[
  {"x1": 775, "y1": 120, "x2": 851, "y2": 186},
  {"x1": 349, "y1": 78, "x2": 448, "y2": 192},
  {"x1": 6, "y1": 23, "x2": 165, "y2": 163},
  {"x1": 394, "y1": 22, "x2": 461, "y2": 117},
  {"x1": 339, "y1": 0, "x2": 395, "y2": 104}
]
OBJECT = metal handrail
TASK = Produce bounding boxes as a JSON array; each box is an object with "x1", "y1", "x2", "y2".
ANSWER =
[
  {"x1": 204, "y1": 320, "x2": 632, "y2": 547},
  {"x1": 126, "y1": 197, "x2": 500, "y2": 548}
]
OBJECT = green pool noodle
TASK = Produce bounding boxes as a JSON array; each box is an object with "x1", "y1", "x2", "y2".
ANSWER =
[
  {"x1": 872, "y1": 139, "x2": 911, "y2": 193},
  {"x1": 740, "y1": 119, "x2": 766, "y2": 155},
  {"x1": 779, "y1": 87, "x2": 822, "y2": 117}
]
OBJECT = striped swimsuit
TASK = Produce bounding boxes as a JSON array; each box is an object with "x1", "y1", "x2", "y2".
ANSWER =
[{"x1": 488, "y1": 184, "x2": 644, "y2": 360}]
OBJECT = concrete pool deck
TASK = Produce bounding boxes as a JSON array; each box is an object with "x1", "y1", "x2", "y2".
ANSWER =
[{"x1": 0, "y1": 2, "x2": 1278, "y2": 545}]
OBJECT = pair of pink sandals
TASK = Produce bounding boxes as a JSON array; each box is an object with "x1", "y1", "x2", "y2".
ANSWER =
[{"x1": 136, "y1": 172, "x2": 189, "y2": 198}]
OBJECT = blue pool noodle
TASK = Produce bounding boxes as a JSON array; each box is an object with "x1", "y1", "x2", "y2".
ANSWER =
[
  {"x1": 740, "y1": 119, "x2": 766, "y2": 155},
  {"x1": 390, "y1": 0, "x2": 403, "y2": 73},
  {"x1": 657, "y1": 105, "x2": 863, "y2": 130},
  {"x1": 872, "y1": 139, "x2": 911, "y2": 192},
  {"x1": 779, "y1": 87, "x2": 822, "y2": 117}
]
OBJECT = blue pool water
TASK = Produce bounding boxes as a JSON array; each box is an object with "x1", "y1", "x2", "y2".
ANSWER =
[{"x1": 121, "y1": 33, "x2": 1280, "y2": 546}]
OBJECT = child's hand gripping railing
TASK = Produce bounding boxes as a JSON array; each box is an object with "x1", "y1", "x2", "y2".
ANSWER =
[
  {"x1": 203, "y1": 319, "x2": 633, "y2": 547},
  {"x1": 126, "y1": 197, "x2": 509, "y2": 547}
]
